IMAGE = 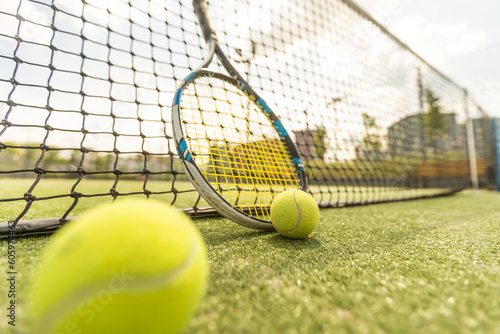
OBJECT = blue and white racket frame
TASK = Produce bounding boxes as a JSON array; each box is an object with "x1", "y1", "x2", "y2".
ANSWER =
[{"x1": 171, "y1": 0, "x2": 308, "y2": 230}]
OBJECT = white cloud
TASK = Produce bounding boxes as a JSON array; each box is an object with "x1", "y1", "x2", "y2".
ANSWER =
[{"x1": 391, "y1": 15, "x2": 487, "y2": 66}]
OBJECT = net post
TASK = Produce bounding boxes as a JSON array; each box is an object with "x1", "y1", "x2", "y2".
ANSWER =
[{"x1": 464, "y1": 89, "x2": 479, "y2": 193}]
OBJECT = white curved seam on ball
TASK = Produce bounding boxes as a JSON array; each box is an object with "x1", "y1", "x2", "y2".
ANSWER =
[
  {"x1": 38, "y1": 233, "x2": 200, "y2": 332},
  {"x1": 277, "y1": 189, "x2": 302, "y2": 234}
]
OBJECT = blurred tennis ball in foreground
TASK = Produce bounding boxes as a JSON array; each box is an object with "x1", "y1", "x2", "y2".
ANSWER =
[
  {"x1": 271, "y1": 189, "x2": 320, "y2": 238},
  {"x1": 31, "y1": 199, "x2": 208, "y2": 334}
]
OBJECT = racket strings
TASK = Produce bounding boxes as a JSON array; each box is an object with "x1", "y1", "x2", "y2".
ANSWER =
[{"x1": 180, "y1": 76, "x2": 299, "y2": 219}]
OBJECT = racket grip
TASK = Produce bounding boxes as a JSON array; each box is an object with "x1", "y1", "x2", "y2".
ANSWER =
[{"x1": 193, "y1": 0, "x2": 218, "y2": 42}]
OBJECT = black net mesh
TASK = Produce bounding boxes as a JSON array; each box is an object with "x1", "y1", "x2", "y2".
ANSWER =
[{"x1": 0, "y1": 0, "x2": 492, "y2": 227}]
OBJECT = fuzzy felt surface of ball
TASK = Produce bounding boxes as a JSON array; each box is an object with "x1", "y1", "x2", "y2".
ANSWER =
[
  {"x1": 31, "y1": 199, "x2": 208, "y2": 334},
  {"x1": 270, "y1": 189, "x2": 319, "y2": 238}
]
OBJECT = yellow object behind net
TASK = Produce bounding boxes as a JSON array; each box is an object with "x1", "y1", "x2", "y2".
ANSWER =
[{"x1": 179, "y1": 76, "x2": 299, "y2": 219}]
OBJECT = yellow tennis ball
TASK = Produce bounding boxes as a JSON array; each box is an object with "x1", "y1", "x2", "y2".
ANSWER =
[
  {"x1": 271, "y1": 189, "x2": 320, "y2": 238},
  {"x1": 31, "y1": 199, "x2": 208, "y2": 334}
]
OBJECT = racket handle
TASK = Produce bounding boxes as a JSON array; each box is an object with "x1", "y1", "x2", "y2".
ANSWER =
[{"x1": 193, "y1": 0, "x2": 218, "y2": 42}]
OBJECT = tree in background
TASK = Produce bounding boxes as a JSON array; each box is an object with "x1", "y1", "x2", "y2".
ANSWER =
[
  {"x1": 423, "y1": 89, "x2": 447, "y2": 155},
  {"x1": 313, "y1": 126, "x2": 328, "y2": 160},
  {"x1": 361, "y1": 112, "x2": 382, "y2": 157}
]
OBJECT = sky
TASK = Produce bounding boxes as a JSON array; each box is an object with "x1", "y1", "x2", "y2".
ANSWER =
[{"x1": 355, "y1": 0, "x2": 500, "y2": 118}]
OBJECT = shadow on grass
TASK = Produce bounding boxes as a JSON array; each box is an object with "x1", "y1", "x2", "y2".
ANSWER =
[
  {"x1": 202, "y1": 227, "x2": 322, "y2": 250},
  {"x1": 202, "y1": 229, "x2": 275, "y2": 246},
  {"x1": 266, "y1": 234, "x2": 322, "y2": 249}
]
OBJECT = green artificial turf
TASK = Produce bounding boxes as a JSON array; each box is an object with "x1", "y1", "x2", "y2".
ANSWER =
[{"x1": 0, "y1": 191, "x2": 499, "y2": 333}]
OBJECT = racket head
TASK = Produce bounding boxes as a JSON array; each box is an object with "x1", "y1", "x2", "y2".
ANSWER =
[{"x1": 172, "y1": 70, "x2": 307, "y2": 230}]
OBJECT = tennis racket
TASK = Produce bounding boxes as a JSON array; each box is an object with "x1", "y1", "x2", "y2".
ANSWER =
[{"x1": 172, "y1": 0, "x2": 308, "y2": 230}]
